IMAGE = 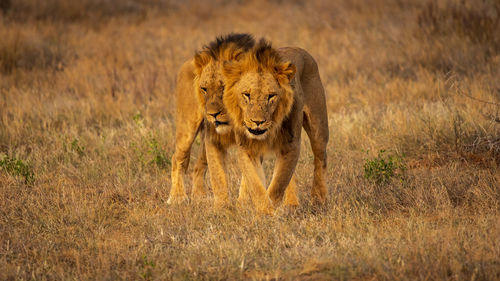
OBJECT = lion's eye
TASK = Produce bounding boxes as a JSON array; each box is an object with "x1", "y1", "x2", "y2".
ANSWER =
[
  {"x1": 268, "y1": 94, "x2": 276, "y2": 101},
  {"x1": 243, "y1": 92, "x2": 250, "y2": 100},
  {"x1": 201, "y1": 87, "x2": 207, "y2": 93}
]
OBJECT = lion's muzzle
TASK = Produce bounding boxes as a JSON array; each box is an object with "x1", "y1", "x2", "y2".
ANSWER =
[{"x1": 247, "y1": 127, "x2": 268, "y2": 135}]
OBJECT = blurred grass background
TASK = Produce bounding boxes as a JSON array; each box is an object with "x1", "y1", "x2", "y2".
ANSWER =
[{"x1": 1, "y1": 0, "x2": 499, "y2": 279}]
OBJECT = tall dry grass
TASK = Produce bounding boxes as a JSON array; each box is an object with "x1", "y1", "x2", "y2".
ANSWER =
[{"x1": 1, "y1": 0, "x2": 499, "y2": 280}]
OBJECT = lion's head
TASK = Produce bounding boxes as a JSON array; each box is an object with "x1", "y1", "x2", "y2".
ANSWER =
[
  {"x1": 193, "y1": 33, "x2": 254, "y2": 134},
  {"x1": 222, "y1": 39, "x2": 296, "y2": 140}
]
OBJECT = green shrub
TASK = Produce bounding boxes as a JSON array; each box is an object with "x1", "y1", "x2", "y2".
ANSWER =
[
  {"x1": 148, "y1": 137, "x2": 170, "y2": 169},
  {"x1": 131, "y1": 112, "x2": 170, "y2": 170},
  {"x1": 363, "y1": 150, "x2": 406, "y2": 185},
  {"x1": 137, "y1": 255, "x2": 156, "y2": 281},
  {"x1": 70, "y1": 138, "x2": 85, "y2": 157},
  {"x1": 0, "y1": 154, "x2": 35, "y2": 184}
]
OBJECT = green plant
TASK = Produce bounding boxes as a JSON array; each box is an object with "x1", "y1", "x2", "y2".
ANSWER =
[
  {"x1": 70, "y1": 138, "x2": 85, "y2": 157},
  {"x1": 363, "y1": 150, "x2": 406, "y2": 185},
  {"x1": 0, "y1": 154, "x2": 35, "y2": 184},
  {"x1": 132, "y1": 112, "x2": 144, "y2": 127},
  {"x1": 137, "y1": 255, "x2": 156, "y2": 280},
  {"x1": 148, "y1": 137, "x2": 170, "y2": 169},
  {"x1": 131, "y1": 113, "x2": 170, "y2": 169}
]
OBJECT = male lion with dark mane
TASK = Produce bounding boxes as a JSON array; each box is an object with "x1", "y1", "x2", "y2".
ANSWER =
[
  {"x1": 167, "y1": 34, "x2": 255, "y2": 205},
  {"x1": 221, "y1": 39, "x2": 329, "y2": 212}
]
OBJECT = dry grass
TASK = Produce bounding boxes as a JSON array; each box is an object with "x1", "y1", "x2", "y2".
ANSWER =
[{"x1": 1, "y1": 0, "x2": 500, "y2": 280}]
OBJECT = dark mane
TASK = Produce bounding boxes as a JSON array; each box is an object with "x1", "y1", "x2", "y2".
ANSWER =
[
  {"x1": 254, "y1": 38, "x2": 282, "y2": 70},
  {"x1": 203, "y1": 33, "x2": 255, "y2": 60}
]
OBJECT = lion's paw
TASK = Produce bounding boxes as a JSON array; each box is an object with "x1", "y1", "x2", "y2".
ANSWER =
[
  {"x1": 167, "y1": 193, "x2": 189, "y2": 205},
  {"x1": 236, "y1": 194, "x2": 251, "y2": 207},
  {"x1": 258, "y1": 206, "x2": 275, "y2": 216},
  {"x1": 213, "y1": 198, "x2": 231, "y2": 210},
  {"x1": 191, "y1": 189, "x2": 209, "y2": 203},
  {"x1": 256, "y1": 198, "x2": 276, "y2": 215}
]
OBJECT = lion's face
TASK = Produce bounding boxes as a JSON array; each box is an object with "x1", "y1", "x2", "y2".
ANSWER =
[
  {"x1": 223, "y1": 47, "x2": 296, "y2": 141},
  {"x1": 195, "y1": 61, "x2": 232, "y2": 135},
  {"x1": 228, "y1": 71, "x2": 285, "y2": 140}
]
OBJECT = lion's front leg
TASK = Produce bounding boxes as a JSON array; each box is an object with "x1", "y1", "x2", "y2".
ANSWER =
[
  {"x1": 169, "y1": 152, "x2": 189, "y2": 204},
  {"x1": 237, "y1": 157, "x2": 266, "y2": 206},
  {"x1": 205, "y1": 139, "x2": 229, "y2": 208},
  {"x1": 191, "y1": 139, "x2": 208, "y2": 202},
  {"x1": 266, "y1": 143, "x2": 300, "y2": 206},
  {"x1": 237, "y1": 179, "x2": 248, "y2": 204},
  {"x1": 168, "y1": 124, "x2": 202, "y2": 204},
  {"x1": 237, "y1": 148, "x2": 274, "y2": 214}
]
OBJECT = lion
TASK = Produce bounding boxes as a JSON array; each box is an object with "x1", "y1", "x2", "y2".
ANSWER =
[
  {"x1": 167, "y1": 34, "x2": 255, "y2": 205},
  {"x1": 167, "y1": 34, "x2": 300, "y2": 210},
  {"x1": 221, "y1": 39, "x2": 329, "y2": 212}
]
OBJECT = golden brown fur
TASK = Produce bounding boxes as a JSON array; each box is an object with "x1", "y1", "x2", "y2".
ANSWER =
[
  {"x1": 222, "y1": 39, "x2": 329, "y2": 210},
  {"x1": 167, "y1": 34, "x2": 255, "y2": 206}
]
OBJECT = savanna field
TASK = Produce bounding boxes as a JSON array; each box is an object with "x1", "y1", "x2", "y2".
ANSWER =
[{"x1": 1, "y1": 0, "x2": 500, "y2": 279}]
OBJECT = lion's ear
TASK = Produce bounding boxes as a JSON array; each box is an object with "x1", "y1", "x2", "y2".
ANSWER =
[
  {"x1": 194, "y1": 52, "x2": 211, "y2": 75},
  {"x1": 275, "y1": 61, "x2": 296, "y2": 82},
  {"x1": 222, "y1": 60, "x2": 242, "y2": 83}
]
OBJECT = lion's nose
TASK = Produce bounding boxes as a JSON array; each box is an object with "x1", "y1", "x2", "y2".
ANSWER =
[
  {"x1": 209, "y1": 111, "x2": 221, "y2": 118},
  {"x1": 251, "y1": 119, "x2": 265, "y2": 126}
]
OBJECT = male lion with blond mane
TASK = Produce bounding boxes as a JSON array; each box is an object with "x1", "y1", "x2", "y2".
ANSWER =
[
  {"x1": 167, "y1": 34, "x2": 255, "y2": 205},
  {"x1": 221, "y1": 39, "x2": 329, "y2": 212}
]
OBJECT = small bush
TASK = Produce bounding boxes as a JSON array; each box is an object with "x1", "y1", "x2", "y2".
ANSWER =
[
  {"x1": 363, "y1": 150, "x2": 406, "y2": 185},
  {"x1": 70, "y1": 138, "x2": 86, "y2": 157},
  {"x1": 0, "y1": 154, "x2": 35, "y2": 184},
  {"x1": 131, "y1": 112, "x2": 170, "y2": 170},
  {"x1": 137, "y1": 255, "x2": 156, "y2": 281},
  {"x1": 148, "y1": 137, "x2": 170, "y2": 169},
  {"x1": 132, "y1": 112, "x2": 144, "y2": 127}
]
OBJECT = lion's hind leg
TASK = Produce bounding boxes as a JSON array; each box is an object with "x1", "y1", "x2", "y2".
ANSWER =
[
  {"x1": 284, "y1": 174, "x2": 299, "y2": 207},
  {"x1": 303, "y1": 110, "x2": 329, "y2": 204}
]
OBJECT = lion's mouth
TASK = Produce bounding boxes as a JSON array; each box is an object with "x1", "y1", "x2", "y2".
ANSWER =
[
  {"x1": 247, "y1": 127, "x2": 268, "y2": 135},
  {"x1": 215, "y1": 121, "x2": 229, "y2": 127}
]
